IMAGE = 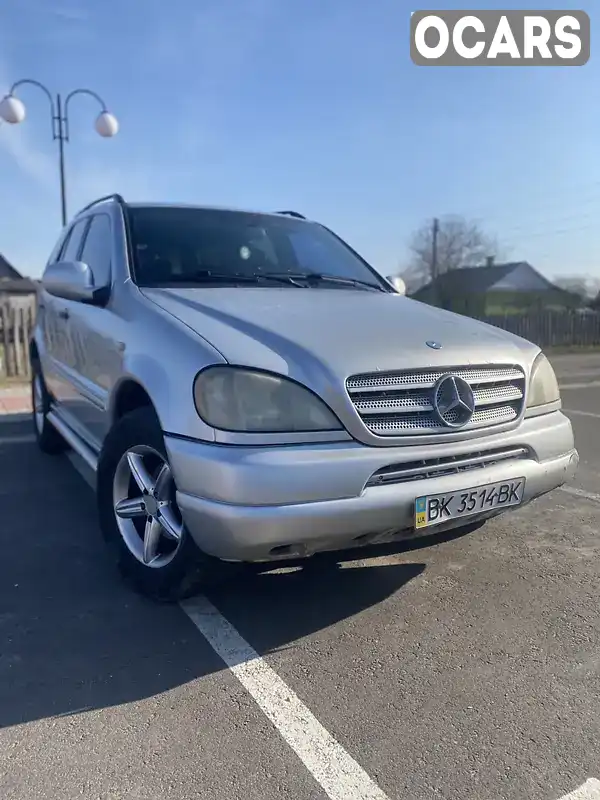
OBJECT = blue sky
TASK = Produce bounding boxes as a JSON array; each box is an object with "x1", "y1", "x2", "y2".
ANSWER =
[{"x1": 0, "y1": 0, "x2": 598, "y2": 282}]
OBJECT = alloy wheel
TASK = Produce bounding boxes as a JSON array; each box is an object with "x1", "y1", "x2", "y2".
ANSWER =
[{"x1": 112, "y1": 445, "x2": 184, "y2": 568}]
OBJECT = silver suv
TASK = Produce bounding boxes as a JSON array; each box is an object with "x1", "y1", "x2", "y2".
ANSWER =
[{"x1": 30, "y1": 195, "x2": 578, "y2": 600}]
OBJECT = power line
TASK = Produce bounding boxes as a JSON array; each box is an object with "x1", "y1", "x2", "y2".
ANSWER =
[
  {"x1": 499, "y1": 211, "x2": 600, "y2": 239},
  {"x1": 507, "y1": 223, "x2": 597, "y2": 242},
  {"x1": 443, "y1": 178, "x2": 600, "y2": 221},
  {"x1": 488, "y1": 200, "x2": 600, "y2": 229}
]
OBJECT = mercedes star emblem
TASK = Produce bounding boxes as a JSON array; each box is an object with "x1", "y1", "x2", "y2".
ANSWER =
[{"x1": 432, "y1": 374, "x2": 476, "y2": 428}]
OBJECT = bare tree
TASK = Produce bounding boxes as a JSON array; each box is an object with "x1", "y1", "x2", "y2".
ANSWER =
[
  {"x1": 553, "y1": 275, "x2": 600, "y2": 301},
  {"x1": 403, "y1": 215, "x2": 502, "y2": 292}
]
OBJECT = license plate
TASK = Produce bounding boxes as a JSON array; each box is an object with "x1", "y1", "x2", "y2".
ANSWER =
[{"x1": 414, "y1": 478, "x2": 525, "y2": 530}]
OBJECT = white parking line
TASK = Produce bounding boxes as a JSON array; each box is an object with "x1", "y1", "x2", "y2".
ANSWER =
[
  {"x1": 563, "y1": 408, "x2": 600, "y2": 419},
  {"x1": 559, "y1": 485, "x2": 600, "y2": 504},
  {"x1": 0, "y1": 435, "x2": 36, "y2": 446},
  {"x1": 65, "y1": 441, "x2": 599, "y2": 800},
  {"x1": 558, "y1": 778, "x2": 600, "y2": 799},
  {"x1": 557, "y1": 368, "x2": 600, "y2": 379},
  {"x1": 181, "y1": 595, "x2": 390, "y2": 800},
  {"x1": 560, "y1": 381, "x2": 600, "y2": 390}
]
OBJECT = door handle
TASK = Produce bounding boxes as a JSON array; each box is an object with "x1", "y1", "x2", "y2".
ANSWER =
[{"x1": 58, "y1": 309, "x2": 70, "y2": 320}]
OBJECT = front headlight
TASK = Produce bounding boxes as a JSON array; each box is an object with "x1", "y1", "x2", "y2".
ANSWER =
[
  {"x1": 527, "y1": 353, "x2": 560, "y2": 409},
  {"x1": 193, "y1": 367, "x2": 343, "y2": 432}
]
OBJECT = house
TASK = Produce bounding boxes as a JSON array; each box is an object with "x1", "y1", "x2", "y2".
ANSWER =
[
  {"x1": 0, "y1": 253, "x2": 22, "y2": 282},
  {"x1": 411, "y1": 261, "x2": 582, "y2": 315},
  {"x1": 0, "y1": 253, "x2": 38, "y2": 301}
]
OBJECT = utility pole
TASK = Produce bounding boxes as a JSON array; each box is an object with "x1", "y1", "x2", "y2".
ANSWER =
[{"x1": 431, "y1": 217, "x2": 440, "y2": 306}]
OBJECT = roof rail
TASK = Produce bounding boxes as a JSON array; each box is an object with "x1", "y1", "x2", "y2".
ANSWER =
[
  {"x1": 275, "y1": 210, "x2": 306, "y2": 220},
  {"x1": 76, "y1": 193, "x2": 127, "y2": 215}
]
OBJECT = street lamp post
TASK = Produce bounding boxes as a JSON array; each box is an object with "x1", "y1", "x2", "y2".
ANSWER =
[{"x1": 0, "y1": 79, "x2": 119, "y2": 226}]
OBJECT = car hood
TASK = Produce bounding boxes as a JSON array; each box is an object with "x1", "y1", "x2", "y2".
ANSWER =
[{"x1": 142, "y1": 287, "x2": 537, "y2": 382}]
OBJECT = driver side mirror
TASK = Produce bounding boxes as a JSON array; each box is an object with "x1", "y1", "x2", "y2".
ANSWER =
[
  {"x1": 386, "y1": 275, "x2": 406, "y2": 295},
  {"x1": 42, "y1": 260, "x2": 109, "y2": 305}
]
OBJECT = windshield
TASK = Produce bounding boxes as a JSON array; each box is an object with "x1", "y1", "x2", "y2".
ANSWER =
[{"x1": 128, "y1": 206, "x2": 387, "y2": 290}]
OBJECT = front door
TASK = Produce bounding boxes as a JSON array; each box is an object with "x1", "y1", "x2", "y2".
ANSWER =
[
  {"x1": 65, "y1": 213, "x2": 124, "y2": 449},
  {"x1": 39, "y1": 218, "x2": 90, "y2": 410}
]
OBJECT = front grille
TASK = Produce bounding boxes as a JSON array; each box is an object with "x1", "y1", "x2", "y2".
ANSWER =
[
  {"x1": 366, "y1": 446, "x2": 530, "y2": 487},
  {"x1": 347, "y1": 365, "x2": 526, "y2": 437}
]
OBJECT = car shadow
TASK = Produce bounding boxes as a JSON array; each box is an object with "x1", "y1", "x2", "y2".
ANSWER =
[
  {"x1": 207, "y1": 522, "x2": 481, "y2": 656},
  {"x1": 0, "y1": 427, "x2": 438, "y2": 729}
]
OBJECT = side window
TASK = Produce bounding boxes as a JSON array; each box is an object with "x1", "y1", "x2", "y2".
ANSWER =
[
  {"x1": 61, "y1": 220, "x2": 89, "y2": 262},
  {"x1": 46, "y1": 228, "x2": 70, "y2": 266},
  {"x1": 79, "y1": 214, "x2": 112, "y2": 287},
  {"x1": 57, "y1": 231, "x2": 71, "y2": 260}
]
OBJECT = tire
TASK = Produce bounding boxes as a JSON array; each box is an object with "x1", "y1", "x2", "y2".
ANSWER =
[
  {"x1": 31, "y1": 360, "x2": 66, "y2": 454},
  {"x1": 97, "y1": 406, "x2": 235, "y2": 602}
]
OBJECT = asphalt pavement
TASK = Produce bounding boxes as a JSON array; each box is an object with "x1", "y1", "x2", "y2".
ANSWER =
[{"x1": 1, "y1": 355, "x2": 599, "y2": 800}]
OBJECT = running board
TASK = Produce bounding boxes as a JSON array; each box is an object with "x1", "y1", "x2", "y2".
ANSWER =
[{"x1": 47, "y1": 410, "x2": 99, "y2": 473}]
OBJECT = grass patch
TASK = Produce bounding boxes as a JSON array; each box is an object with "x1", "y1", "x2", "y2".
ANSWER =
[{"x1": 0, "y1": 376, "x2": 29, "y2": 388}]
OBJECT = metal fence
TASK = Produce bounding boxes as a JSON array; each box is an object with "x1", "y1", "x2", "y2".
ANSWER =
[
  {"x1": 478, "y1": 309, "x2": 600, "y2": 349},
  {"x1": 0, "y1": 296, "x2": 37, "y2": 379}
]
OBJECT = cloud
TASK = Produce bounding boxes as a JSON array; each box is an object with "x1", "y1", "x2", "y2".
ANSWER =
[
  {"x1": 0, "y1": 123, "x2": 56, "y2": 188},
  {"x1": 0, "y1": 63, "x2": 57, "y2": 189},
  {"x1": 67, "y1": 159, "x2": 166, "y2": 209},
  {"x1": 0, "y1": 122, "x2": 165, "y2": 211},
  {"x1": 51, "y1": 6, "x2": 89, "y2": 22},
  {"x1": 140, "y1": 0, "x2": 279, "y2": 84},
  {"x1": 0, "y1": 136, "x2": 164, "y2": 275},
  {"x1": 0, "y1": 55, "x2": 159, "y2": 202},
  {"x1": 0, "y1": 78, "x2": 162, "y2": 277},
  {"x1": 0, "y1": 1, "x2": 283, "y2": 272}
]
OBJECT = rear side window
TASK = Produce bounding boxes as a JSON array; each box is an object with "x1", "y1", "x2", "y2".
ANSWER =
[
  {"x1": 61, "y1": 219, "x2": 89, "y2": 262},
  {"x1": 80, "y1": 214, "x2": 112, "y2": 287}
]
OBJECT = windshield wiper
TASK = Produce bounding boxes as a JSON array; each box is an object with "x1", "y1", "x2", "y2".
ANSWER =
[
  {"x1": 143, "y1": 269, "x2": 385, "y2": 291},
  {"x1": 269, "y1": 272, "x2": 387, "y2": 292},
  {"x1": 145, "y1": 271, "x2": 304, "y2": 287}
]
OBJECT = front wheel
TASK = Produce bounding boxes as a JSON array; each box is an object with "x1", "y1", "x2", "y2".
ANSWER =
[{"x1": 96, "y1": 406, "x2": 236, "y2": 601}]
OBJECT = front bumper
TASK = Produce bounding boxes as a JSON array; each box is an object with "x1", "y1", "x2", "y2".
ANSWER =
[{"x1": 166, "y1": 411, "x2": 578, "y2": 562}]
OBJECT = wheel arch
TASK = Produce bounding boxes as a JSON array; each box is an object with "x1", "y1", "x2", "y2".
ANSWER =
[
  {"x1": 110, "y1": 378, "x2": 157, "y2": 425},
  {"x1": 109, "y1": 354, "x2": 216, "y2": 441}
]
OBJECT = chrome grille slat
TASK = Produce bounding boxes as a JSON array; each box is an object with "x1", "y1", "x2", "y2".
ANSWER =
[
  {"x1": 365, "y1": 404, "x2": 519, "y2": 435},
  {"x1": 474, "y1": 385, "x2": 523, "y2": 406},
  {"x1": 366, "y1": 446, "x2": 530, "y2": 486},
  {"x1": 347, "y1": 364, "x2": 526, "y2": 437},
  {"x1": 354, "y1": 393, "x2": 432, "y2": 414},
  {"x1": 347, "y1": 367, "x2": 524, "y2": 394},
  {"x1": 353, "y1": 384, "x2": 523, "y2": 415}
]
